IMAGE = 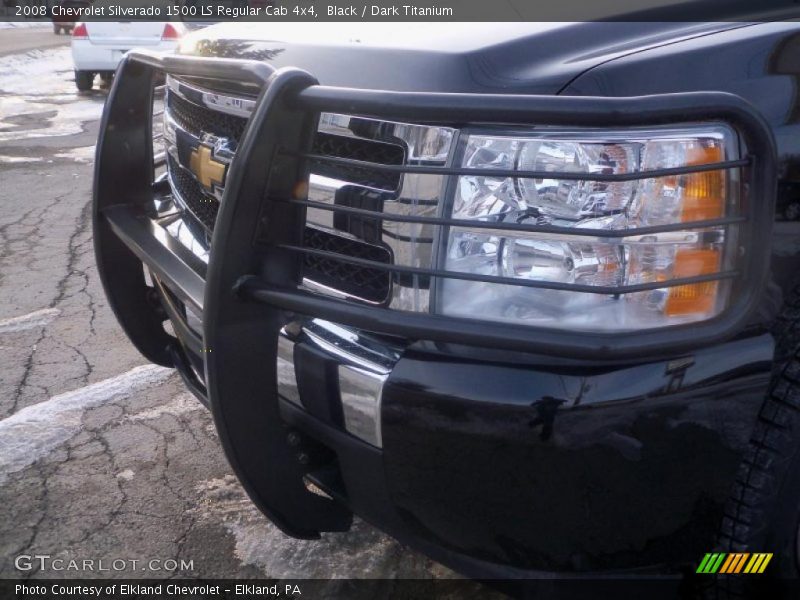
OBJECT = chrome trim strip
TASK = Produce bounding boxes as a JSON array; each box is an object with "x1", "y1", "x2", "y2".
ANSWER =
[
  {"x1": 309, "y1": 170, "x2": 392, "y2": 195},
  {"x1": 277, "y1": 329, "x2": 302, "y2": 407},
  {"x1": 279, "y1": 318, "x2": 401, "y2": 448},
  {"x1": 301, "y1": 319, "x2": 400, "y2": 373},
  {"x1": 167, "y1": 75, "x2": 256, "y2": 118},
  {"x1": 338, "y1": 365, "x2": 387, "y2": 448},
  {"x1": 318, "y1": 113, "x2": 455, "y2": 162},
  {"x1": 163, "y1": 108, "x2": 178, "y2": 144},
  {"x1": 301, "y1": 278, "x2": 385, "y2": 307},
  {"x1": 184, "y1": 300, "x2": 204, "y2": 336},
  {"x1": 163, "y1": 217, "x2": 210, "y2": 265}
]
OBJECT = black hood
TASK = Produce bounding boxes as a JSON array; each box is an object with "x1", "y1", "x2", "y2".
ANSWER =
[{"x1": 178, "y1": 22, "x2": 747, "y2": 94}]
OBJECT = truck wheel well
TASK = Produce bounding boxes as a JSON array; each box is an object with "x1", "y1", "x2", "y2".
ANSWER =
[{"x1": 707, "y1": 281, "x2": 800, "y2": 598}]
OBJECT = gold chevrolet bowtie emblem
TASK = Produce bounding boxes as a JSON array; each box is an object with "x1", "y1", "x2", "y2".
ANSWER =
[{"x1": 189, "y1": 145, "x2": 226, "y2": 191}]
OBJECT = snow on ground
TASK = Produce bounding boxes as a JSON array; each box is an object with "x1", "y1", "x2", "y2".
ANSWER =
[
  {"x1": 0, "y1": 22, "x2": 50, "y2": 30},
  {"x1": 0, "y1": 365, "x2": 174, "y2": 485},
  {"x1": 0, "y1": 45, "x2": 106, "y2": 144}
]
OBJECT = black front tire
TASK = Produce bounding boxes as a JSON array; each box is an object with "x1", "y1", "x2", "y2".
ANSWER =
[
  {"x1": 711, "y1": 284, "x2": 800, "y2": 598},
  {"x1": 74, "y1": 71, "x2": 94, "y2": 92}
]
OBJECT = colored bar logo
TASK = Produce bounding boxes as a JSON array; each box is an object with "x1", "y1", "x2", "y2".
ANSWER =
[{"x1": 696, "y1": 552, "x2": 773, "y2": 574}]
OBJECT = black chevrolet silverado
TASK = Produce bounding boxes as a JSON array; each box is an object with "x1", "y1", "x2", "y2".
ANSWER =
[{"x1": 93, "y1": 13, "x2": 800, "y2": 594}]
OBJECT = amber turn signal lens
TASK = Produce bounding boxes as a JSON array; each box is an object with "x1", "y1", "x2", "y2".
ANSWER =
[
  {"x1": 680, "y1": 145, "x2": 725, "y2": 223},
  {"x1": 665, "y1": 248, "x2": 721, "y2": 316}
]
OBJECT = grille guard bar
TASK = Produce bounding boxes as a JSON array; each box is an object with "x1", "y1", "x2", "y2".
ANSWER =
[
  {"x1": 94, "y1": 49, "x2": 777, "y2": 543},
  {"x1": 95, "y1": 51, "x2": 353, "y2": 539},
  {"x1": 95, "y1": 48, "x2": 779, "y2": 361},
  {"x1": 209, "y1": 59, "x2": 774, "y2": 360}
]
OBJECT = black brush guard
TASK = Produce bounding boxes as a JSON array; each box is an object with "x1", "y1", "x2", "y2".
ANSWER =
[{"x1": 94, "y1": 49, "x2": 777, "y2": 567}]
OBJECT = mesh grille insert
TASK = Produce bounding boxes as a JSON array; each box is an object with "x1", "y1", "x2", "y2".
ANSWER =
[
  {"x1": 310, "y1": 132, "x2": 404, "y2": 191},
  {"x1": 302, "y1": 227, "x2": 393, "y2": 304},
  {"x1": 168, "y1": 91, "x2": 248, "y2": 142},
  {"x1": 166, "y1": 85, "x2": 404, "y2": 303},
  {"x1": 168, "y1": 154, "x2": 219, "y2": 231}
]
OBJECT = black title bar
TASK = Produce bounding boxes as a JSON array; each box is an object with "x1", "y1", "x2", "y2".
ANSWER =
[{"x1": 2, "y1": 0, "x2": 800, "y2": 22}]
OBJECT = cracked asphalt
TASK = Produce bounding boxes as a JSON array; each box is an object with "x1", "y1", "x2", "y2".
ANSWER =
[{"x1": 0, "y1": 29, "x2": 477, "y2": 589}]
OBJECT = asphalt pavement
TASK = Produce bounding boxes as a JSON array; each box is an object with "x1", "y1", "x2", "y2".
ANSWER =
[
  {"x1": 0, "y1": 27, "x2": 69, "y2": 57},
  {"x1": 0, "y1": 27, "x2": 475, "y2": 589}
]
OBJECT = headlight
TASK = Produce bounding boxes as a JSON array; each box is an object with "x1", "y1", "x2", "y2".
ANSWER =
[{"x1": 438, "y1": 125, "x2": 739, "y2": 332}]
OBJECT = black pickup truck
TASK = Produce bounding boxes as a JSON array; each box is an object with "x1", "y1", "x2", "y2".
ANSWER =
[{"x1": 93, "y1": 15, "x2": 800, "y2": 594}]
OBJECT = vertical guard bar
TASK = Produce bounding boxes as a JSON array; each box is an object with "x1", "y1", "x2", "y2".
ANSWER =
[
  {"x1": 93, "y1": 56, "x2": 174, "y2": 367},
  {"x1": 93, "y1": 50, "x2": 277, "y2": 368},
  {"x1": 203, "y1": 68, "x2": 353, "y2": 538}
]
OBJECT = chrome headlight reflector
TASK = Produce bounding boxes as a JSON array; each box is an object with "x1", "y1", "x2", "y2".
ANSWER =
[{"x1": 439, "y1": 125, "x2": 739, "y2": 332}]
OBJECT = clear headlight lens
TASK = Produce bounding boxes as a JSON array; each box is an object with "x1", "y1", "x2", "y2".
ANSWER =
[{"x1": 439, "y1": 126, "x2": 738, "y2": 332}]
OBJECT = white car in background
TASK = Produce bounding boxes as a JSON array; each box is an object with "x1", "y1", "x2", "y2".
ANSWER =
[{"x1": 71, "y1": 20, "x2": 185, "y2": 91}]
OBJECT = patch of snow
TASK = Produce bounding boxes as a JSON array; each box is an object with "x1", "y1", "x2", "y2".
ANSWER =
[
  {"x1": 0, "y1": 22, "x2": 50, "y2": 30},
  {"x1": 0, "y1": 47, "x2": 106, "y2": 142},
  {"x1": 116, "y1": 469, "x2": 135, "y2": 481},
  {"x1": 0, "y1": 154, "x2": 46, "y2": 165},
  {"x1": 0, "y1": 308, "x2": 60, "y2": 334},
  {"x1": 0, "y1": 154, "x2": 44, "y2": 164},
  {"x1": 126, "y1": 393, "x2": 202, "y2": 422},
  {"x1": 53, "y1": 145, "x2": 95, "y2": 163},
  {"x1": 0, "y1": 365, "x2": 174, "y2": 485},
  {"x1": 190, "y1": 476, "x2": 446, "y2": 578}
]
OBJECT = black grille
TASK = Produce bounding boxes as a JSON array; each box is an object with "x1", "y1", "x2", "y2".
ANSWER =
[
  {"x1": 310, "y1": 132, "x2": 404, "y2": 190},
  {"x1": 168, "y1": 89, "x2": 404, "y2": 190},
  {"x1": 166, "y1": 85, "x2": 402, "y2": 302},
  {"x1": 302, "y1": 227, "x2": 392, "y2": 304},
  {"x1": 168, "y1": 90, "x2": 247, "y2": 142},
  {"x1": 168, "y1": 154, "x2": 219, "y2": 230},
  {"x1": 168, "y1": 86, "x2": 405, "y2": 190}
]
